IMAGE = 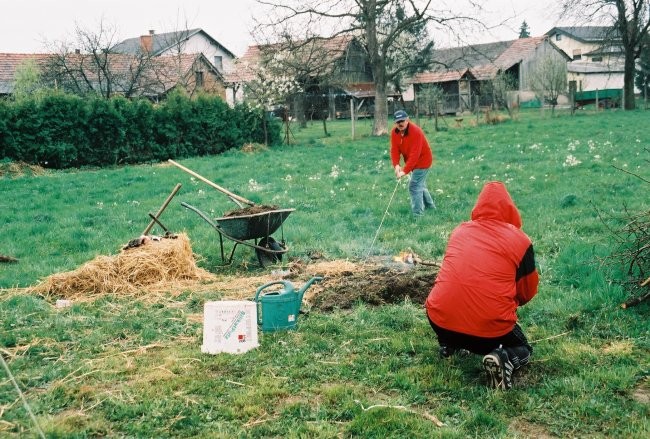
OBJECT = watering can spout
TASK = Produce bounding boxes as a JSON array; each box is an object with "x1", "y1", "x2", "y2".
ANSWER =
[{"x1": 296, "y1": 276, "x2": 324, "y2": 309}]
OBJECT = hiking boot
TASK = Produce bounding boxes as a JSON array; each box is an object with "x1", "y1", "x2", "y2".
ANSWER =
[{"x1": 482, "y1": 346, "x2": 514, "y2": 390}]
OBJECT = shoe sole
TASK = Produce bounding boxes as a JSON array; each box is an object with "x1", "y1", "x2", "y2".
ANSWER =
[{"x1": 483, "y1": 354, "x2": 506, "y2": 390}]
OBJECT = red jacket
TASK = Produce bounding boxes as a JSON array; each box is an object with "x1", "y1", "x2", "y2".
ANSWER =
[
  {"x1": 425, "y1": 181, "x2": 539, "y2": 338},
  {"x1": 390, "y1": 122, "x2": 433, "y2": 174}
]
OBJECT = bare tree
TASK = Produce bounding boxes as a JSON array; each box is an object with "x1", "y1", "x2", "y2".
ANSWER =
[
  {"x1": 529, "y1": 55, "x2": 568, "y2": 115},
  {"x1": 486, "y1": 71, "x2": 518, "y2": 116},
  {"x1": 560, "y1": 0, "x2": 650, "y2": 110},
  {"x1": 255, "y1": 0, "x2": 479, "y2": 136},
  {"x1": 43, "y1": 20, "x2": 156, "y2": 98}
]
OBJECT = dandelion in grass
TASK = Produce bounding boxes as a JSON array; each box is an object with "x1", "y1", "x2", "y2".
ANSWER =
[{"x1": 563, "y1": 154, "x2": 581, "y2": 167}]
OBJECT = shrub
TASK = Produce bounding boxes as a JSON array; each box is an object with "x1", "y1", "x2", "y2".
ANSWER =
[{"x1": 0, "y1": 91, "x2": 279, "y2": 169}]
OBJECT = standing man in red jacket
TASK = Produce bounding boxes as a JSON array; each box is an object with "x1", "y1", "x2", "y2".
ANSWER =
[
  {"x1": 390, "y1": 110, "x2": 435, "y2": 217},
  {"x1": 425, "y1": 181, "x2": 539, "y2": 390}
]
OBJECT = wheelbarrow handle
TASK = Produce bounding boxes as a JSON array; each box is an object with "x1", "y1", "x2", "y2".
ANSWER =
[{"x1": 168, "y1": 160, "x2": 254, "y2": 208}]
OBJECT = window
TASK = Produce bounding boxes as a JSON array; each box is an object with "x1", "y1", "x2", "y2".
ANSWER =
[
  {"x1": 214, "y1": 56, "x2": 223, "y2": 72},
  {"x1": 572, "y1": 49, "x2": 582, "y2": 60},
  {"x1": 556, "y1": 34, "x2": 562, "y2": 41},
  {"x1": 195, "y1": 71, "x2": 204, "y2": 87},
  {"x1": 592, "y1": 56, "x2": 603, "y2": 62}
]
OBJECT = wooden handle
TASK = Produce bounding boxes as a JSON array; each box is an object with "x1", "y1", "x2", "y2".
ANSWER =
[
  {"x1": 168, "y1": 159, "x2": 255, "y2": 207},
  {"x1": 142, "y1": 183, "x2": 182, "y2": 235}
]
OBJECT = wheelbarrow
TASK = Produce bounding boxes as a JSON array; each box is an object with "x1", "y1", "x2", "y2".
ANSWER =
[
  {"x1": 181, "y1": 202, "x2": 294, "y2": 267},
  {"x1": 169, "y1": 160, "x2": 295, "y2": 267}
]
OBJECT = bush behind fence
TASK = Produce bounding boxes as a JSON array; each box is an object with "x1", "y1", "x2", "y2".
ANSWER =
[{"x1": 0, "y1": 91, "x2": 281, "y2": 169}]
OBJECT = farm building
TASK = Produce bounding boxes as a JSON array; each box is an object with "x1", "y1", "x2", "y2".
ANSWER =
[
  {"x1": 407, "y1": 36, "x2": 570, "y2": 114},
  {"x1": 224, "y1": 35, "x2": 398, "y2": 120},
  {"x1": 0, "y1": 52, "x2": 226, "y2": 100},
  {"x1": 113, "y1": 28, "x2": 236, "y2": 74},
  {"x1": 544, "y1": 26, "x2": 629, "y2": 93}
]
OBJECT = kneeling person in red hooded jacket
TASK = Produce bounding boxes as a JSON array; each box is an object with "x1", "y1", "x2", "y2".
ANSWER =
[{"x1": 424, "y1": 181, "x2": 539, "y2": 390}]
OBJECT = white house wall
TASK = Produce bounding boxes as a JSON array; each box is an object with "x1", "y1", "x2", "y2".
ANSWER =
[
  {"x1": 160, "y1": 34, "x2": 235, "y2": 73},
  {"x1": 569, "y1": 71, "x2": 624, "y2": 91}
]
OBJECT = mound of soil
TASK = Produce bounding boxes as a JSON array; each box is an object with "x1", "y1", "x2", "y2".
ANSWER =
[
  {"x1": 308, "y1": 264, "x2": 438, "y2": 311},
  {"x1": 222, "y1": 204, "x2": 280, "y2": 217}
]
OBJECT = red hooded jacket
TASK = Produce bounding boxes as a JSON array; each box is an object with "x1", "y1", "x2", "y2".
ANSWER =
[{"x1": 425, "y1": 181, "x2": 539, "y2": 338}]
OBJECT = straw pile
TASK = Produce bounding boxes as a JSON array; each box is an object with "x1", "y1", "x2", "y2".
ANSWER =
[{"x1": 31, "y1": 233, "x2": 216, "y2": 300}]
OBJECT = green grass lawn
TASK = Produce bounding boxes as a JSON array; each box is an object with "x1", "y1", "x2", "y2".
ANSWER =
[{"x1": 1, "y1": 108, "x2": 649, "y2": 437}]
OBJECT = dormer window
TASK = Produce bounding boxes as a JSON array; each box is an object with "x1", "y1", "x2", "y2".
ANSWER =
[{"x1": 556, "y1": 34, "x2": 562, "y2": 41}]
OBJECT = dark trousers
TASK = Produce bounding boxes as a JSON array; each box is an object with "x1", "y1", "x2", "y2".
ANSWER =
[{"x1": 427, "y1": 313, "x2": 532, "y2": 368}]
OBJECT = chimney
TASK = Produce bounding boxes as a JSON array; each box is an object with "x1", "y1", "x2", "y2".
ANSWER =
[
  {"x1": 140, "y1": 34, "x2": 153, "y2": 52},
  {"x1": 149, "y1": 29, "x2": 155, "y2": 35},
  {"x1": 74, "y1": 49, "x2": 80, "y2": 54}
]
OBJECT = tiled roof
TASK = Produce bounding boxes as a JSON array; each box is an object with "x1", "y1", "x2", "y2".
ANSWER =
[
  {"x1": 410, "y1": 36, "x2": 551, "y2": 84},
  {"x1": 0, "y1": 52, "x2": 220, "y2": 96},
  {"x1": 0, "y1": 53, "x2": 51, "y2": 93},
  {"x1": 224, "y1": 35, "x2": 355, "y2": 84},
  {"x1": 545, "y1": 26, "x2": 618, "y2": 43},
  {"x1": 114, "y1": 28, "x2": 236, "y2": 58}
]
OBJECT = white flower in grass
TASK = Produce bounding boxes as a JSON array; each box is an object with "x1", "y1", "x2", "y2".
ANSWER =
[
  {"x1": 594, "y1": 155, "x2": 601, "y2": 160},
  {"x1": 96, "y1": 202, "x2": 104, "y2": 209},
  {"x1": 308, "y1": 175, "x2": 321, "y2": 180},
  {"x1": 198, "y1": 189, "x2": 205, "y2": 196},
  {"x1": 283, "y1": 174, "x2": 292, "y2": 182},
  {"x1": 473, "y1": 175, "x2": 480, "y2": 180},
  {"x1": 436, "y1": 189, "x2": 444, "y2": 194},
  {"x1": 636, "y1": 139, "x2": 641, "y2": 143},
  {"x1": 330, "y1": 190, "x2": 335, "y2": 195},
  {"x1": 563, "y1": 154, "x2": 581, "y2": 167},
  {"x1": 248, "y1": 179, "x2": 261, "y2": 191},
  {"x1": 530, "y1": 143, "x2": 540, "y2": 150},
  {"x1": 529, "y1": 176, "x2": 536, "y2": 180},
  {"x1": 330, "y1": 165, "x2": 340, "y2": 178}
]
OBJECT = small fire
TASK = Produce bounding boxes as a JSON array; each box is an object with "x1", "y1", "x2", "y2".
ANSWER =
[{"x1": 393, "y1": 251, "x2": 416, "y2": 264}]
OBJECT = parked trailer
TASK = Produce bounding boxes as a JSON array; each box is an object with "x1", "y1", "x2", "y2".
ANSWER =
[{"x1": 574, "y1": 89, "x2": 622, "y2": 109}]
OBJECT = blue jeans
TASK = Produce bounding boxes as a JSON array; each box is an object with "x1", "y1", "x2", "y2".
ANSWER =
[{"x1": 409, "y1": 168, "x2": 435, "y2": 216}]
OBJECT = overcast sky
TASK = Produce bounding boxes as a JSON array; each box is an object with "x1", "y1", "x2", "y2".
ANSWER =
[{"x1": 1, "y1": 0, "x2": 564, "y2": 57}]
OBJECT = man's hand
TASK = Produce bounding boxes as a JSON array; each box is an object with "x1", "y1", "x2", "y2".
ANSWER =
[{"x1": 394, "y1": 165, "x2": 406, "y2": 179}]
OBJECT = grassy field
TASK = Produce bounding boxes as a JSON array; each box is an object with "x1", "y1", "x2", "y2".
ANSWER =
[{"x1": 1, "y1": 108, "x2": 649, "y2": 437}]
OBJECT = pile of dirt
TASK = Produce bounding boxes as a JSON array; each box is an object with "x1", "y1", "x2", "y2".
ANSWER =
[
  {"x1": 305, "y1": 262, "x2": 438, "y2": 311},
  {"x1": 30, "y1": 233, "x2": 216, "y2": 300},
  {"x1": 222, "y1": 204, "x2": 281, "y2": 217}
]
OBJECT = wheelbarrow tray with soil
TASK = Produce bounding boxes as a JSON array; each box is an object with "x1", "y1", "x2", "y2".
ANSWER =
[{"x1": 181, "y1": 202, "x2": 295, "y2": 267}]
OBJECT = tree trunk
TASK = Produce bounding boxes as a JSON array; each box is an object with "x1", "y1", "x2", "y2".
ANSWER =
[
  {"x1": 373, "y1": 79, "x2": 388, "y2": 136},
  {"x1": 624, "y1": 49, "x2": 636, "y2": 110}
]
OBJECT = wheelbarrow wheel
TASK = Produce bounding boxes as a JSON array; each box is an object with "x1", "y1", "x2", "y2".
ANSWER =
[{"x1": 256, "y1": 237, "x2": 284, "y2": 267}]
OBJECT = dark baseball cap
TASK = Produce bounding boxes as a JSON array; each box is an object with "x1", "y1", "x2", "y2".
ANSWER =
[{"x1": 394, "y1": 110, "x2": 408, "y2": 121}]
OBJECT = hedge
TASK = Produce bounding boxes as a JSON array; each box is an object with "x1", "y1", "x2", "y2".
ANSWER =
[{"x1": 0, "y1": 91, "x2": 281, "y2": 169}]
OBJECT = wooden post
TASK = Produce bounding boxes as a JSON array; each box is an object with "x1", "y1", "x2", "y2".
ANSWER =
[
  {"x1": 621, "y1": 87, "x2": 625, "y2": 109},
  {"x1": 350, "y1": 98, "x2": 355, "y2": 139},
  {"x1": 595, "y1": 89, "x2": 599, "y2": 111}
]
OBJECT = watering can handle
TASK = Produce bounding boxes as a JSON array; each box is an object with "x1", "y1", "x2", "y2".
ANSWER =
[
  {"x1": 254, "y1": 281, "x2": 293, "y2": 326},
  {"x1": 254, "y1": 281, "x2": 293, "y2": 302}
]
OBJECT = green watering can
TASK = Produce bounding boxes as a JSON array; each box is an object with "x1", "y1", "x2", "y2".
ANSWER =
[{"x1": 254, "y1": 276, "x2": 323, "y2": 332}]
